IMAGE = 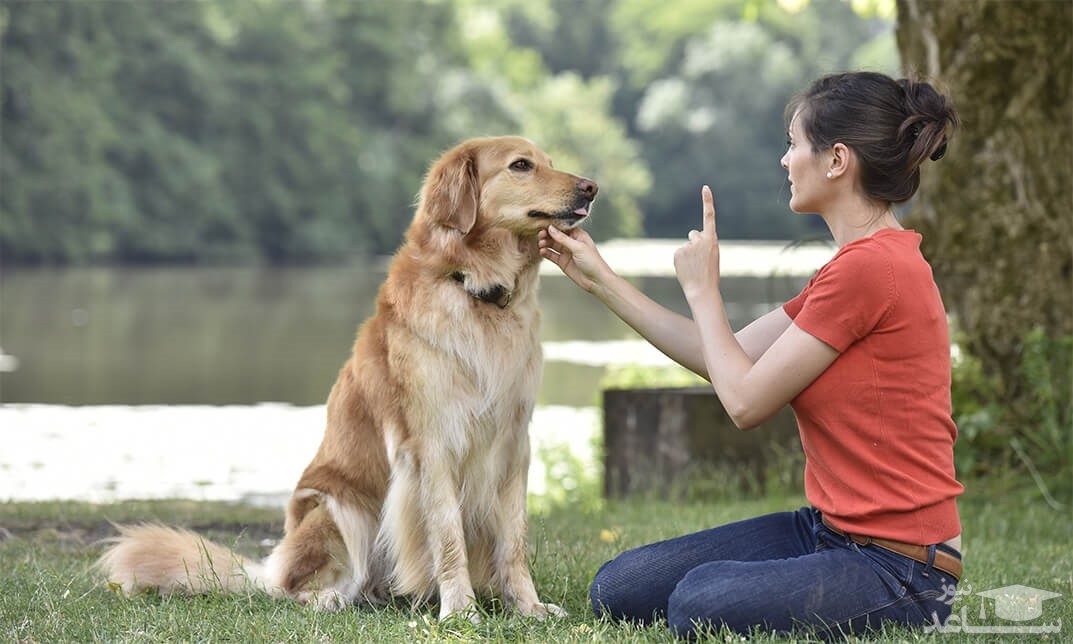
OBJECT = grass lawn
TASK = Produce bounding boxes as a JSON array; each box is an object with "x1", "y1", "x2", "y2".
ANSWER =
[{"x1": 1, "y1": 485, "x2": 1069, "y2": 642}]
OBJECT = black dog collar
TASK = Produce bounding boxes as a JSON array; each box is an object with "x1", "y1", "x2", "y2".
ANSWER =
[{"x1": 451, "y1": 272, "x2": 512, "y2": 309}]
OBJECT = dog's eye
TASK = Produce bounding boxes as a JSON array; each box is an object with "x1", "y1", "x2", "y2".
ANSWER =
[{"x1": 510, "y1": 159, "x2": 533, "y2": 172}]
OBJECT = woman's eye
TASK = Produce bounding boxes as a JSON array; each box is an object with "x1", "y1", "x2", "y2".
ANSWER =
[
  {"x1": 510, "y1": 159, "x2": 533, "y2": 171},
  {"x1": 786, "y1": 138, "x2": 793, "y2": 148}
]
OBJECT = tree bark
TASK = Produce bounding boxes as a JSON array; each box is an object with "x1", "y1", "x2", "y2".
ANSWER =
[
  {"x1": 896, "y1": 0, "x2": 1072, "y2": 392},
  {"x1": 602, "y1": 387, "x2": 799, "y2": 498}
]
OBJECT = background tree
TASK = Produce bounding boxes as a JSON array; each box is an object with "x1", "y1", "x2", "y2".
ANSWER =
[
  {"x1": 1, "y1": 0, "x2": 896, "y2": 264},
  {"x1": 454, "y1": 1, "x2": 650, "y2": 240},
  {"x1": 1, "y1": 1, "x2": 138, "y2": 263},
  {"x1": 897, "y1": 0, "x2": 1072, "y2": 499},
  {"x1": 503, "y1": 0, "x2": 898, "y2": 239}
]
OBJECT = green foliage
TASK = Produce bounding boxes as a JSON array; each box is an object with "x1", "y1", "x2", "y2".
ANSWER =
[
  {"x1": 1, "y1": 0, "x2": 896, "y2": 264},
  {"x1": 609, "y1": 0, "x2": 743, "y2": 89},
  {"x1": 452, "y1": 6, "x2": 651, "y2": 241},
  {"x1": 503, "y1": 0, "x2": 898, "y2": 240},
  {"x1": 599, "y1": 362, "x2": 707, "y2": 390},
  {"x1": 529, "y1": 440, "x2": 603, "y2": 516},
  {"x1": 0, "y1": 0, "x2": 368, "y2": 263},
  {"x1": 950, "y1": 337, "x2": 1004, "y2": 477},
  {"x1": 1, "y1": 2, "x2": 131, "y2": 262},
  {"x1": 0, "y1": 0, "x2": 466, "y2": 263},
  {"x1": 952, "y1": 329, "x2": 1072, "y2": 503},
  {"x1": 626, "y1": 0, "x2": 895, "y2": 239}
]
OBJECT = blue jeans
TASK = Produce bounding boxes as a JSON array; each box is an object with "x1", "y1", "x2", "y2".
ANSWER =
[{"x1": 590, "y1": 507, "x2": 959, "y2": 637}]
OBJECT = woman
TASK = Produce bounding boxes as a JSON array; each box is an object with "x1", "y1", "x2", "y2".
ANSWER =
[{"x1": 538, "y1": 71, "x2": 963, "y2": 637}]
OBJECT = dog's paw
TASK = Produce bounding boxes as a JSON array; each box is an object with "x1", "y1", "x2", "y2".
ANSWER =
[
  {"x1": 516, "y1": 601, "x2": 568, "y2": 620},
  {"x1": 439, "y1": 603, "x2": 482, "y2": 624},
  {"x1": 296, "y1": 588, "x2": 349, "y2": 612}
]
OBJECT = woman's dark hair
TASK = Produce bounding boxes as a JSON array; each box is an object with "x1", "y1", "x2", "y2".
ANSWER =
[{"x1": 784, "y1": 71, "x2": 959, "y2": 204}]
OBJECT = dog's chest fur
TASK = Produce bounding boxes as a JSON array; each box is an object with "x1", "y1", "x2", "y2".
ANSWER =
[{"x1": 376, "y1": 254, "x2": 543, "y2": 457}]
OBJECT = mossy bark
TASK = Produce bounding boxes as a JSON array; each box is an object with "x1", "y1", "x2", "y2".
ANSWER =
[{"x1": 896, "y1": 0, "x2": 1072, "y2": 396}]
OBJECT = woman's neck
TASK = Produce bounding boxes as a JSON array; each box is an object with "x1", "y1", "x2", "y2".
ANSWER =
[{"x1": 821, "y1": 195, "x2": 902, "y2": 247}]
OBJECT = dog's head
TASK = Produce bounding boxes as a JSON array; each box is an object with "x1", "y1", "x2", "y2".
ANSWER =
[{"x1": 417, "y1": 136, "x2": 597, "y2": 238}]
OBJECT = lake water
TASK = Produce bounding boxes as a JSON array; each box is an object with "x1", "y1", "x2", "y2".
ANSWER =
[
  {"x1": 0, "y1": 240, "x2": 829, "y2": 503},
  {"x1": 0, "y1": 240, "x2": 826, "y2": 407}
]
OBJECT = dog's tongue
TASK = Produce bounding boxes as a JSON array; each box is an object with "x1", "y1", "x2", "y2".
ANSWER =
[{"x1": 574, "y1": 206, "x2": 590, "y2": 216}]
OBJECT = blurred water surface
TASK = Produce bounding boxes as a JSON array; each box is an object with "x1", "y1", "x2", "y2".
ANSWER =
[{"x1": 0, "y1": 244, "x2": 817, "y2": 408}]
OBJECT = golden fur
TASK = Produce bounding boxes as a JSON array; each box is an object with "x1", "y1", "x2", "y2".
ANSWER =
[{"x1": 97, "y1": 136, "x2": 598, "y2": 619}]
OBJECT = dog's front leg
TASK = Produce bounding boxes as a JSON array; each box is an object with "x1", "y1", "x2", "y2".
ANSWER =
[
  {"x1": 494, "y1": 458, "x2": 566, "y2": 619},
  {"x1": 419, "y1": 456, "x2": 478, "y2": 621}
]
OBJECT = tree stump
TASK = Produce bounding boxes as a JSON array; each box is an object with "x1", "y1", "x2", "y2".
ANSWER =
[{"x1": 602, "y1": 386, "x2": 800, "y2": 498}]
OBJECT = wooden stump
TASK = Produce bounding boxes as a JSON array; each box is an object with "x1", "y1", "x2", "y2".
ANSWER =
[{"x1": 602, "y1": 386, "x2": 799, "y2": 499}]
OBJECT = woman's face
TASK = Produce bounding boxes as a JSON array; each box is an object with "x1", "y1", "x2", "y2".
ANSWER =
[{"x1": 780, "y1": 112, "x2": 831, "y2": 214}]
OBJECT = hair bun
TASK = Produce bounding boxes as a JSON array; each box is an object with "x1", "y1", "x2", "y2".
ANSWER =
[{"x1": 898, "y1": 77, "x2": 958, "y2": 167}]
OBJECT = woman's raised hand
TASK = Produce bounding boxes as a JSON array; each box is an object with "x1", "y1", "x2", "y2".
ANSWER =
[{"x1": 673, "y1": 185, "x2": 721, "y2": 300}]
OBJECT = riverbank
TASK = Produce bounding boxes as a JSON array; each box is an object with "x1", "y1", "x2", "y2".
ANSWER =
[{"x1": 0, "y1": 404, "x2": 599, "y2": 505}]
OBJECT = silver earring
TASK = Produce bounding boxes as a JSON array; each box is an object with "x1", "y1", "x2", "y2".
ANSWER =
[{"x1": 826, "y1": 171, "x2": 833, "y2": 179}]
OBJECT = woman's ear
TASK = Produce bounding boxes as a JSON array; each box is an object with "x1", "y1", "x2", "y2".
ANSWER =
[
  {"x1": 828, "y1": 142, "x2": 851, "y2": 179},
  {"x1": 420, "y1": 145, "x2": 478, "y2": 234}
]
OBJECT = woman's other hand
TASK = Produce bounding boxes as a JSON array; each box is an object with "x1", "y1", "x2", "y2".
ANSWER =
[{"x1": 538, "y1": 225, "x2": 611, "y2": 293}]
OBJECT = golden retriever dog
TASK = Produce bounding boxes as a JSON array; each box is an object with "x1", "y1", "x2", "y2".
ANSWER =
[{"x1": 97, "y1": 136, "x2": 597, "y2": 620}]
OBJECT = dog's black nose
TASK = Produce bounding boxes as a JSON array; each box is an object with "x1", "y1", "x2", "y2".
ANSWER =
[{"x1": 577, "y1": 178, "x2": 598, "y2": 201}]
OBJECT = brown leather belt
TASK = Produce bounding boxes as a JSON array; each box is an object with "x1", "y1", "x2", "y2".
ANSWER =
[{"x1": 821, "y1": 516, "x2": 962, "y2": 581}]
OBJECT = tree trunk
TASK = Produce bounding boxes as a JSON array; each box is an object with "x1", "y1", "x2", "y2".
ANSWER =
[
  {"x1": 895, "y1": 0, "x2": 1072, "y2": 387},
  {"x1": 602, "y1": 387, "x2": 800, "y2": 499}
]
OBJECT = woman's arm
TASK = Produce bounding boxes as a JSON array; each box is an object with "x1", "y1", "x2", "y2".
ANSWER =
[
  {"x1": 539, "y1": 226, "x2": 708, "y2": 376},
  {"x1": 539, "y1": 226, "x2": 795, "y2": 379},
  {"x1": 690, "y1": 299, "x2": 837, "y2": 428},
  {"x1": 674, "y1": 187, "x2": 838, "y2": 429},
  {"x1": 736, "y1": 307, "x2": 793, "y2": 362}
]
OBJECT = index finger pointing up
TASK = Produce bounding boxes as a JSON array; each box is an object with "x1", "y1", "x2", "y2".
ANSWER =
[{"x1": 702, "y1": 185, "x2": 716, "y2": 235}]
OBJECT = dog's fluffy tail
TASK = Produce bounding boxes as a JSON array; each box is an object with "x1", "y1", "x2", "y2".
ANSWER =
[{"x1": 97, "y1": 523, "x2": 269, "y2": 596}]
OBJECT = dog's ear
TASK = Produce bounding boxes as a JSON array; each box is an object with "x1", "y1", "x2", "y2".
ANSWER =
[{"x1": 421, "y1": 145, "x2": 478, "y2": 235}]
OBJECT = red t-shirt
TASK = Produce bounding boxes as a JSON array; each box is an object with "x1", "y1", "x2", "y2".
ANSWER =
[{"x1": 783, "y1": 229, "x2": 962, "y2": 545}]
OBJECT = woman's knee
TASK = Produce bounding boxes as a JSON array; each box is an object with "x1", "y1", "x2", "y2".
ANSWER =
[
  {"x1": 589, "y1": 551, "x2": 659, "y2": 622},
  {"x1": 589, "y1": 557, "x2": 627, "y2": 617},
  {"x1": 666, "y1": 561, "x2": 745, "y2": 636}
]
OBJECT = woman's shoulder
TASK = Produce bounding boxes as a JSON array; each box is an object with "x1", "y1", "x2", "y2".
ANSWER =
[
  {"x1": 806, "y1": 230, "x2": 927, "y2": 308},
  {"x1": 825, "y1": 229, "x2": 924, "y2": 273}
]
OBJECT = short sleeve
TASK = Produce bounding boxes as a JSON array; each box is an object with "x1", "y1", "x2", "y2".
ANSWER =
[
  {"x1": 790, "y1": 244, "x2": 896, "y2": 352},
  {"x1": 782, "y1": 275, "x2": 814, "y2": 319}
]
